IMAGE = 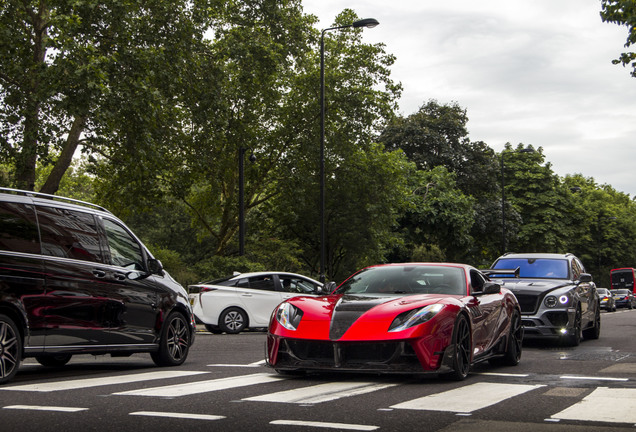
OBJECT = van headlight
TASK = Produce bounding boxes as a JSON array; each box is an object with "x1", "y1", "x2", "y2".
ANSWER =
[{"x1": 276, "y1": 303, "x2": 304, "y2": 331}]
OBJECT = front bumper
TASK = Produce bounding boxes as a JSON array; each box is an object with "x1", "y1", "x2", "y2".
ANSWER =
[
  {"x1": 520, "y1": 307, "x2": 576, "y2": 339},
  {"x1": 266, "y1": 335, "x2": 453, "y2": 374}
]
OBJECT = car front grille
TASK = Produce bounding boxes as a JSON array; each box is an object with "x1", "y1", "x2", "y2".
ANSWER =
[
  {"x1": 275, "y1": 339, "x2": 423, "y2": 371},
  {"x1": 515, "y1": 293, "x2": 541, "y2": 314}
]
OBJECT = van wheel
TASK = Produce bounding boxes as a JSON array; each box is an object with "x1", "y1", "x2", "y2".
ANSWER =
[
  {"x1": 35, "y1": 354, "x2": 72, "y2": 367},
  {"x1": 151, "y1": 312, "x2": 190, "y2": 366},
  {"x1": 0, "y1": 314, "x2": 22, "y2": 384}
]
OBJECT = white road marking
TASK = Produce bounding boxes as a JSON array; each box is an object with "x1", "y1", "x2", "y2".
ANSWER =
[
  {"x1": 391, "y1": 382, "x2": 545, "y2": 413},
  {"x1": 270, "y1": 420, "x2": 378, "y2": 431},
  {"x1": 552, "y1": 387, "x2": 636, "y2": 423},
  {"x1": 560, "y1": 375, "x2": 629, "y2": 382},
  {"x1": 130, "y1": 411, "x2": 225, "y2": 421},
  {"x1": 244, "y1": 381, "x2": 398, "y2": 404},
  {"x1": 114, "y1": 372, "x2": 284, "y2": 397},
  {"x1": 207, "y1": 359, "x2": 266, "y2": 368},
  {"x1": 0, "y1": 370, "x2": 208, "y2": 392},
  {"x1": 4, "y1": 405, "x2": 88, "y2": 412}
]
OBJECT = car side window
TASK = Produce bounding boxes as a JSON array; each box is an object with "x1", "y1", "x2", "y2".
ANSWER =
[
  {"x1": 248, "y1": 275, "x2": 276, "y2": 291},
  {"x1": 281, "y1": 277, "x2": 318, "y2": 294},
  {"x1": 571, "y1": 258, "x2": 582, "y2": 281},
  {"x1": 37, "y1": 205, "x2": 103, "y2": 262},
  {"x1": 470, "y1": 270, "x2": 486, "y2": 293},
  {"x1": 101, "y1": 218, "x2": 144, "y2": 270},
  {"x1": 0, "y1": 201, "x2": 40, "y2": 254}
]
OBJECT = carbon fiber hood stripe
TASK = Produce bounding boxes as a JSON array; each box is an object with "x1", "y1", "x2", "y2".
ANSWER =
[{"x1": 329, "y1": 295, "x2": 393, "y2": 340}]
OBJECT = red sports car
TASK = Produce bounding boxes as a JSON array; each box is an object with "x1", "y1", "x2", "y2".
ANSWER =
[{"x1": 266, "y1": 263, "x2": 522, "y2": 380}]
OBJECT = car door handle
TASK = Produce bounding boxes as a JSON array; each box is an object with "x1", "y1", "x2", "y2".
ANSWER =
[
  {"x1": 92, "y1": 270, "x2": 107, "y2": 278},
  {"x1": 113, "y1": 272, "x2": 127, "y2": 281},
  {"x1": 241, "y1": 293, "x2": 253, "y2": 297}
]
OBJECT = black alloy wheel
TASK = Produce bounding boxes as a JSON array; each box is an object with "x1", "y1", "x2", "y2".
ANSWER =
[
  {"x1": 502, "y1": 310, "x2": 523, "y2": 365},
  {"x1": 582, "y1": 305, "x2": 601, "y2": 340},
  {"x1": 0, "y1": 314, "x2": 21, "y2": 384},
  {"x1": 151, "y1": 312, "x2": 190, "y2": 366},
  {"x1": 563, "y1": 307, "x2": 581, "y2": 347},
  {"x1": 443, "y1": 314, "x2": 471, "y2": 381}
]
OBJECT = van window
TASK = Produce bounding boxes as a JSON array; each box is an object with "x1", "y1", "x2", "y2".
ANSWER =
[
  {"x1": 0, "y1": 201, "x2": 40, "y2": 254},
  {"x1": 102, "y1": 218, "x2": 144, "y2": 270},
  {"x1": 37, "y1": 205, "x2": 103, "y2": 262}
]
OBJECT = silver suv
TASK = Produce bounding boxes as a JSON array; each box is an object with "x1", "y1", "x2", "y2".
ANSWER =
[{"x1": 484, "y1": 253, "x2": 600, "y2": 346}]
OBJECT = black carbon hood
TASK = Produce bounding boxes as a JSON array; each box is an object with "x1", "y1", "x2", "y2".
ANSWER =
[{"x1": 329, "y1": 295, "x2": 393, "y2": 340}]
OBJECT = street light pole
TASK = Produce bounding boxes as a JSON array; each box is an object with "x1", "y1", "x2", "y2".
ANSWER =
[
  {"x1": 500, "y1": 146, "x2": 535, "y2": 255},
  {"x1": 238, "y1": 148, "x2": 256, "y2": 256},
  {"x1": 319, "y1": 18, "x2": 378, "y2": 283}
]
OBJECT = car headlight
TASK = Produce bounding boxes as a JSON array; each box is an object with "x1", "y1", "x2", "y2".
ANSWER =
[
  {"x1": 276, "y1": 303, "x2": 304, "y2": 331},
  {"x1": 389, "y1": 304, "x2": 444, "y2": 332},
  {"x1": 544, "y1": 294, "x2": 570, "y2": 308}
]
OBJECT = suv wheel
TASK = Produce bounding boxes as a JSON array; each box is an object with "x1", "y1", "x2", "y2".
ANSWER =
[
  {"x1": 151, "y1": 311, "x2": 190, "y2": 366},
  {"x1": 0, "y1": 314, "x2": 21, "y2": 384},
  {"x1": 563, "y1": 307, "x2": 581, "y2": 347}
]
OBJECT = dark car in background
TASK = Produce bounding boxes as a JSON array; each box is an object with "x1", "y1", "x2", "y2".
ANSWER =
[
  {"x1": 597, "y1": 288, "x2": 616, "y2": 312},
  {"x1": 0, "y1": 188, "x2": 196, "y2": 384},
  {"x1": 484, "y1": 253, "x2": 600, "y2": 346},
  {"x1": 612, "y1": 289, "x2": 636, "y2": 309}
]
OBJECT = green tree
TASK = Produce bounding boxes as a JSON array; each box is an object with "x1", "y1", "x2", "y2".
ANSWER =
[
  {"x1": 0, "y1": 0, "x2": 216, "y2": 193},
  {"x1": 601, "y1": 0, "x2": 636, "y2": 77}
]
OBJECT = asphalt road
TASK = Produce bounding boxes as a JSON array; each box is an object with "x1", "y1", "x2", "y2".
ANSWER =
[{"x1": 3, "y1": 308, "x2": 636, "y2": 431}]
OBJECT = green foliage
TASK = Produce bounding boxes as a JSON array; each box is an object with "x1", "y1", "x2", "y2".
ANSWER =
[{"x1": 601, "y1": 0, "x2": 636, "y2": 76}]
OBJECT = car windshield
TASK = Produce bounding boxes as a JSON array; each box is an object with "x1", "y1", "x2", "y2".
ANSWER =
[
  {"x1": 614, "y1": 289, "x2": 630, "y2": 295},
  {"x1": 492, "y1": 258, "x2": 569, "y2": 279},
  {"x1": 335, "y1": 265, "x2": 466, "y2": 296}
]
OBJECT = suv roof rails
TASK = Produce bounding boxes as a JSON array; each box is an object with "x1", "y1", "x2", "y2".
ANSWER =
[{"x1": 0, "y1": 187, "x2": 111, "y2": 213}]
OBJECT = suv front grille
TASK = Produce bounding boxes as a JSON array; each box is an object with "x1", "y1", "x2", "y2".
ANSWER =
[{"x1": 515, "y1": 293, "x2": 540, "y2": 314}]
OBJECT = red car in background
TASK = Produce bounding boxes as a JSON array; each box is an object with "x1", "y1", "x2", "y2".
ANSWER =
[{"x1": 266, "y1": 263, "x2": 522, "y2": 380}]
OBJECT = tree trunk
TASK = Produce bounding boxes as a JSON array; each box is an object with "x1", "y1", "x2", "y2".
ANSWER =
[{"x1": 40, "y1": 115, "x2": 86, "y2": 195}]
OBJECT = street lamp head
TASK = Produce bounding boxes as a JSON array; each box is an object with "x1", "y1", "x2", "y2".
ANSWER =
[
  {"x1": 353, "y1": 18, "x2": 379, "y2": 28},
  {"x1": 519, "y1": 147, "x2": 535, "y2": 153}
]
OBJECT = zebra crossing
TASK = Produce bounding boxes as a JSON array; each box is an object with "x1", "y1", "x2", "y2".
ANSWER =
[{"x1": 1, "y1": 366, "x2": 634, "y2": 427}]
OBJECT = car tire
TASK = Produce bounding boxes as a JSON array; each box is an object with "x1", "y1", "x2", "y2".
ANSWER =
[
  {"x1": 204, "y1": 324, "x2": 223, "y2": 334},
  {"x1": 441, "y1": 314, "x2": 471, "y2": 381},
  {"x1": 35, "y1": 354, "x2": 72, "y2": 367},
  {"x1": 563, "y1": 307, "x2": 581, "y2": 347},
  {"x1": 151, "y1": 311, "x2": 190, "y2": 367},
  {"x1": 500, "y1": 309, "x2": 523, "y2": 366},
  {"x1": 582, "y1": 306, "x2": 601, "y2": 340},
  {"x1": 0, "y1": 314, "x2": 21, "y2": 384},
  {"x1": 219, "y1": 307, "x2": 248, "y2": 334}
]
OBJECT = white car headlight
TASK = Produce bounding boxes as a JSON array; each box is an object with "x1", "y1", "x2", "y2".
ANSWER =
[
  {"x1": 389, "y1": 303, "x2": 444, "y2": 332},
  {"x1": 276, "y1": 303, "x2": 304, "y2": 331}
]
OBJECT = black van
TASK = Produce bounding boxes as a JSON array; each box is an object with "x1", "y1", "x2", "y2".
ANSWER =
[{"x1": 0, "y1": 187, "x2": 195, "y2": 384}]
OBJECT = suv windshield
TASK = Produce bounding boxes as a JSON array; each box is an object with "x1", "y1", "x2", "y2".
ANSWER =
[{"x1": 492, "y1": 258, "x2": 569, "y2": 279}]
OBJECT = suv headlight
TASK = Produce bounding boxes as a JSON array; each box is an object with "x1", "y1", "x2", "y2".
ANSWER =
[
  {"x1": 544, "y1": 294, "x2": 570, "y2": 308},
  {"x1": 276, "y1": 303, "x2": 303, "y2": 331},
  {"x1": 389, "y1": 304, "x2": 444, "y2": 332}
]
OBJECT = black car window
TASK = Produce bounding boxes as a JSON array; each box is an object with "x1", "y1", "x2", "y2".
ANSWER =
[
  {"x1": 37, "y1": 205, "x2": 103, "y2": 262},
  {"x1": 102, "y1": 218, "x2": 144, "y2": 270},
  {"x1": 0, "y1": 201, "x2": 40, "y2": 254},
  {"x1": 248, "y1": 275, "x2": 276, "y2": 291},
  {"x1": 280, "y1": 277, "x2": 318, "y2": 294},
  {"x1": 470, "y1": 270, "x2": 486, "y2": 293},
  {"x1": 571, "y1": 258, "x2": 582, "y2": 280}
]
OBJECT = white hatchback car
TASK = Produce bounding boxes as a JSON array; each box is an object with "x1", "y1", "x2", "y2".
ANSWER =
[{"x1": 189, "y1": 272, "x2": 324, "y2": 334}]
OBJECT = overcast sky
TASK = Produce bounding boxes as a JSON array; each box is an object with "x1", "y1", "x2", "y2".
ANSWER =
[{"x1": 302, "y1": 0, "x2": 636, "y2": 197}]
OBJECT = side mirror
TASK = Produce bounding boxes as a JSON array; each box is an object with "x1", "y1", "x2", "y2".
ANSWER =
[
  {"x1": 323, "y1": 281, "x2": 337, "y2": 294},
  {"x1": 478, "y1": 282, "x2": 501, "y2": 295},
  {"x1": 579, "y1": 273, "x2": 593, "y2": 283},
  {"x1": 147, "y1": 258, "x2": 164, "y2": 275}
]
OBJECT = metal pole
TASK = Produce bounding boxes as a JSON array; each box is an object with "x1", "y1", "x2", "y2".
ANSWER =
[
  {"x1": 239, "y1": 147, "x2": 245, "y2": 256},
  {"x1": 501, "y1": 152, "x2": 506, "y2": 255},
  {"x1": 319, "y1": 31, "x2": 326, "y2": 283}
]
